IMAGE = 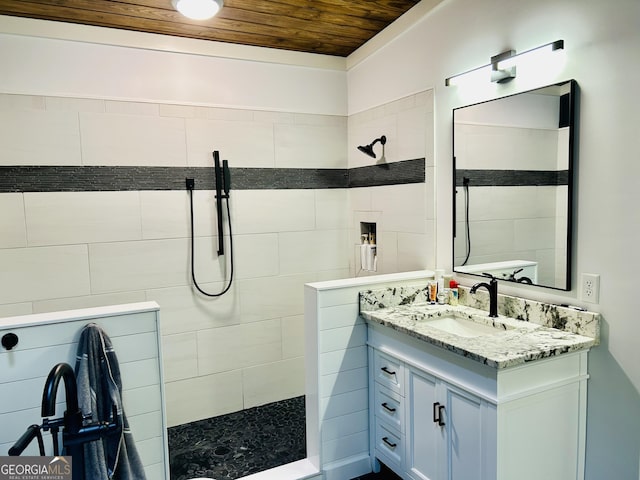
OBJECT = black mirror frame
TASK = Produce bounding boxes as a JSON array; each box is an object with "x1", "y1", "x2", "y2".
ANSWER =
[{"x1": 452, "y1": 79, "x2": 578, "y2": 291}]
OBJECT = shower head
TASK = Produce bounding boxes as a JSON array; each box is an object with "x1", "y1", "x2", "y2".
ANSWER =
[{"x1": 357, "y1": 135, "x2": 387, "y2": 159}]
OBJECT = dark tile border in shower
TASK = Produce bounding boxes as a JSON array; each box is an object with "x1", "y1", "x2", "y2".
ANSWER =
[
  {"x1": 455, "y1": 169, "x2": 569, "y2": 186},
  {"x1": 0, "y1": 158, "x2": 425, "y2": 193}
]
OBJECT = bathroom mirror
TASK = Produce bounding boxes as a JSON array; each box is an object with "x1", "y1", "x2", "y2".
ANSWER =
[{"x1": 453, "y1": 79, "x2": 577, "y2": 290}]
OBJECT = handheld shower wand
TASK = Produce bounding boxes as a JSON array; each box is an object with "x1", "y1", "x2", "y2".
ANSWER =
[
  {"x1": 214, "y1": 151, "x2": 225, "y2": 255},
  {"x1": 187, "y1": 150, "x2": 234, "y2": 297}
]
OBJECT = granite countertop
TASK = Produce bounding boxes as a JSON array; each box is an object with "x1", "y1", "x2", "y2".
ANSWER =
[{"x1": 359, "y1": 285, "x2": 600, "y2": 369}]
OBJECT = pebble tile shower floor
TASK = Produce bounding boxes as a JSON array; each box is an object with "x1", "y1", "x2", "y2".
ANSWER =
[{"x1": 168, "y1": 396, "x2": 306, "y2": 480}]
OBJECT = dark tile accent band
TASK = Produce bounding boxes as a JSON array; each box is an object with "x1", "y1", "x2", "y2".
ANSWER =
[
  {"x1": 455, "y1": 169, "x2": 569, "y2": 187},
  {"x1": 348, "y1": 158, "x2": 425, "y2": 188},
  {"x1": 0, "y1": 159, "x2": 425, "y2": 193},
  {"x1": 231, "y1": 167, "x2": 348, "y2": 190}
]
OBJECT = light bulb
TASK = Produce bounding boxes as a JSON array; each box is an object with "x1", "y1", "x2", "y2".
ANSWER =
[{"x1": 173, "y1": 0, "x2": 222, "y2": 20}]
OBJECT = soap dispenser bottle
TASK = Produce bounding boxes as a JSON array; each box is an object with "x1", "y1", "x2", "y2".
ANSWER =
[{"x1": 449, "y1": 280, "x2": 459, "y2": 306}]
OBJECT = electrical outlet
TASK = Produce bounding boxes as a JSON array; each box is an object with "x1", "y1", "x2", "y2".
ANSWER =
[{"x1": 580, "y1": 273, "x2": 600, "y2": 304}]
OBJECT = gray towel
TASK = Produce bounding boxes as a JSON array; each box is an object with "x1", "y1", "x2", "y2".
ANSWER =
[{"x1": 75, "y1": 323, "x2": 147, "y2": 480}]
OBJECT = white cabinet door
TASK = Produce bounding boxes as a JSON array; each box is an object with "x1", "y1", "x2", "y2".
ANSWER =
[
  {"x1": 406, "y1": 367, "x2": 441, "y2": 480},
  {"x1": 444, "y1": 384, "x2": 484, "y2": 480},
  {"x1": 406, "y1": 366, "x2": 487, "y2": 480}
]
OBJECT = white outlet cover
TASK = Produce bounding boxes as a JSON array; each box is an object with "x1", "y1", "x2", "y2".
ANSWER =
[{"x1": 581, "y1": 273, "x2": 600, "y2": 304}]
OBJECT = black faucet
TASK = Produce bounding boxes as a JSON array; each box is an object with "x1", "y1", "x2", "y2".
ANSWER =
[
  {"x1": 470, "y1": 275, "x2": 499, "y2": 318},
  {"x1": 39, "y1": 363, "x2": 121, "y2": 480},
  {"x1": 41, "y1": 363, "x2": 85, "y2": 479}
]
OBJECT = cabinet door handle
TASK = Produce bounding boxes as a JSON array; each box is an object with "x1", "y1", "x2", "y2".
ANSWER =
[
  {"x1": 433, "y1": 402, "x2": 446, "y2": 427},
  {"x1": 382, "y1": 436, "x2": 397, "y2": 449},
  {"x1": 381, "y1": 366, "x2": 396, "y2": 376},
  {"x1": 381, "y1": 402, "x2": 396, "y2": 413}
]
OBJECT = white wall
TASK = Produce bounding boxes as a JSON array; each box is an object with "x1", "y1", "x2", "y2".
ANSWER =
[{"x1": 348, "y1": 0, "x2": 640, "y2": 478}]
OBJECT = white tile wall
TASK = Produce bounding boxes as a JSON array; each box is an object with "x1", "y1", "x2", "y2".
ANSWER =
[
  {"x1": 80, "y1": 112, "x2": 187, "y2": 166},
  {"x1": 0, "y1": 109, "x2": 81, "y2": 165},
  {"x1": 315, "y1": 189, "x2": 350, "y2": 230},
  {"x1": 232, "y1": 190, "x2": 316, "y2": 234},
  {"x1": 197, "y1": 318, "x2": 282, "y2": 375},
  {"x1": 0, "y1": 93, "x2": 45, "y2": 110},
  {"x1": 107, "y1": 100, "x2": 160, "y2": 116},
  {"x1": 397, "y1": 232, "x2": 430, "y2": 272},
  {"x1": 24, "y1": 191, "x2": 142, "y2": 246},
  {"x1": 456, "y1": 124, "x2": 558, "y2": 171},
  {"x1": 282, "y1": 314, "x2": 305, "y2": 359},
  {"x1": 88, "y1": 239, "x2": 190, "y2": 293},
  {"x1": 33, "y1": 291, "x2": 147, "y2": 314},
  {"x1": 454, "y1": 184, "x2": 563, "y2": 279},
  {"x1": 278, "y1": 229, "x2": 349, "y2": 275},
  {"x1": 0, "y1": 245, "x2": 91, "y2": 303},
  {"x1": 233, "y1": 233, "x2": 280, "y2": 279},
  {"x1": 162, "y1": 332, "x2": 198, "y2": 382},
  {"x1": 149, "y1": 284, "x2": 241, "y2": 336},
  {"x1": 185, "y1": 118, "x2": 274, "y2": 167},
  {"x1": 45, "y1": 96, "x2": 105, "y2": 113},
  {"x1": 0, "y1": 193, "x2": 26, "y2": 248},
  {"x1": 239, "y1": 273, "x2": 315, "y2": 324},
  {"x1": 140, "y1": 190, "x2": 216, "y2": 240},
  {"x1": 242, "y1": 357, "x2": 305, "y2": 408},
  {"x1": 275, "y1": 124, "x2": 347, "y2": 168},
  {"x1": 371, "y1": 183, "x2": 426, "y2": 235},
  {"x1": 0, "y1": 302, "x2": 32, "y2": 318},
  {"x1": 164, "y1": 370, "x2": 243, "y2": 426}
]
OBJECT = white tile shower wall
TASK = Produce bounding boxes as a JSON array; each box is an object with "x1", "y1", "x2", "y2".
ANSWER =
[
  {"x1": 0, "y1": 108, "x2": 81, "y2": 165},
  {"x1": 453, "y1": 184, "x2": 561, "y2": 284},
  {"x1": 347, "y1": 91, "x2": 435, "y2": 277},
  {"x1": 0, "y1": 93, "x2": 349, "y2": 427},
  {"x1": 454, "y1": 121, "x2": 567, "y2": 284},
  {"x1": 0, "y1": 193, "x2": 27, "y2": 248}
]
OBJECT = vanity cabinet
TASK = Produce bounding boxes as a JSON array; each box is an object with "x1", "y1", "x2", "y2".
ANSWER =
[{"x1": 368, "y1": 322, "x2": 588, "y2": 480}]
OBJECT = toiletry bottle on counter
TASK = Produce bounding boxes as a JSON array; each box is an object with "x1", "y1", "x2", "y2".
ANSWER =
[
  {"x1": 449, "y1": 280, "x2": 459, "y2": 306},
  {"x1": 434, "y1": 269, "x2": 445, "y2": 303},
  {"x1": 428, "y1": 282, "x2": 437, "y2": 303}
]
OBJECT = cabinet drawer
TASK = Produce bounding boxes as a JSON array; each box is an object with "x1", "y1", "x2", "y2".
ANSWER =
[
  {"x1": 374, "y1": 384, "x2": 404, "y2": 432},
  {"x1": 373, "y1": 350, "x2": 403, "y2": 394},
  {"x1": 374, "y1": 420, "x2": 404, "y2": 471}
]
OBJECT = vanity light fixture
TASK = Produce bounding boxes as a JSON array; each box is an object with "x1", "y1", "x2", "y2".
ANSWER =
[
  {"x1": 445, "y1": 39, "x2": 564, "y2": 86},
  {"x1": 172, "y1": 0, "x2": 223, "y2": 20},
  {"x1": 357, "y1": 135, "x2": 387, "y2": 159}
]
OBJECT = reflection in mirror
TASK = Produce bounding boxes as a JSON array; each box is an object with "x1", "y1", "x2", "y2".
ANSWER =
[{"x1": 453, "y1": 80, "x2": 577, "y2": 290}]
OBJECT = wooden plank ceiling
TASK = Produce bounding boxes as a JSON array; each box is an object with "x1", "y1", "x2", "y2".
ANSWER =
[{"x1": 0, "y1": 0, "x2": 422, "y2": 57}]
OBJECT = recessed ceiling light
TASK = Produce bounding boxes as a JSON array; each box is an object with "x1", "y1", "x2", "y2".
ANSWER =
[{"x1": 172, "y1": 0, "x2": 223, "y2": 20}]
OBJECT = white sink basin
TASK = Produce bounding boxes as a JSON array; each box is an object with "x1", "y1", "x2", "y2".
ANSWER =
[{"x1": 423, "y1": 313, "x2": 511, "y2": 338}]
